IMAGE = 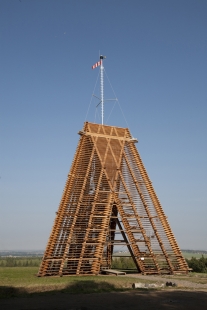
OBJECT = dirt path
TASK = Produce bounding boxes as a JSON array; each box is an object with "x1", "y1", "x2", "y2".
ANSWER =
[{"x1": 126, "y1": 273, "x2": 207, "y2": 290}]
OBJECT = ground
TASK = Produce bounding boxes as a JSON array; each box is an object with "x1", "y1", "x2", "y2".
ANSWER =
[
  {"x1": 1, "y1": 270, "x2": 207, "y2": 310},
  {"x1": 1, "y1": 290, "x2": 207, "y2": 310}
]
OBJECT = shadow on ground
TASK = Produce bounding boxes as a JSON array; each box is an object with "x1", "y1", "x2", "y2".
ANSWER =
[
  {"x1": 0, "y1": 280, "x2": 122, "y2": 299},
  {"x1": 0, "y1": 281, "x2": 207, "y2": 310}
]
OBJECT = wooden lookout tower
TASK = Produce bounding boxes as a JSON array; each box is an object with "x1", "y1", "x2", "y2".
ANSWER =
[{"x1": 38, "y1": 57, "x2": 188, "y2": 276}]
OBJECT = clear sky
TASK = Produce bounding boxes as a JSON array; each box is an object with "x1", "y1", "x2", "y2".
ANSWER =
[{"x1": 1, "y1": 0, "x2": 207, "y2": 251}]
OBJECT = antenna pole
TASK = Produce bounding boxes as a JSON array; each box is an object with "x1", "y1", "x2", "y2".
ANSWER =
[{"x1": 100, "y1": 55, "x2": 104, "y2": 125}]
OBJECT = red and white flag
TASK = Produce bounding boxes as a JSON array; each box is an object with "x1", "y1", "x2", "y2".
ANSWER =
[{"x1": 92, "y1": 60, "x2": 102, "y2": 69}]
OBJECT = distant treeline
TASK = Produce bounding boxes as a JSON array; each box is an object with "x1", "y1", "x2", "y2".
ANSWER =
[
  {"x1": 112, "y1": 257, "x2": 136, "y2": 269},
  {"x1": 0, "y1": 256, "x2": 42, "y2": 267},
  {"x1": 183, "y1": 250, "x2": 207, "y2": 254},
  {"x1": 0, "y1": 251, "x2": 43, "y2": 257},
  {"x1": 112, "y1": 256, "x2": 207, "y2": 273},
  {"x1": 1, "y1": 255, "x2": 207, "y2": 273},
  {"x1": 186, "y1": 256, "x2": 207, "y2": 273},
  {"x1": 0, "y1": 256, "x2": 136, "y2": 269}
]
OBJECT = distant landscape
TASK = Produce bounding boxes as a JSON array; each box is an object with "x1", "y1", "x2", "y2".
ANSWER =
[
  {"x1": 1, "y1": 249, "x2": 206, "y2": 273},
  {"x1": 0, "y1": 249, "x2": 207, "y2": 259}
]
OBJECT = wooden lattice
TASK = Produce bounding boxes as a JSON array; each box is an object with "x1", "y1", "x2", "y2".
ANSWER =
[{"x1": 38, "y1": 122, "x2": 188, "y2": 276}]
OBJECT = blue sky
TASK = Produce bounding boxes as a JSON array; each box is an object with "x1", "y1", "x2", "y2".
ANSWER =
[{"x1": 0, "y1": 0, "x2": 207, "y2": 251}]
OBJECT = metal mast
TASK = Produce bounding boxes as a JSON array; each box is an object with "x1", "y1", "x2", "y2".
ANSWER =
[{"x1": 100, "y1": 55, "x2": 105, "y2": 125}]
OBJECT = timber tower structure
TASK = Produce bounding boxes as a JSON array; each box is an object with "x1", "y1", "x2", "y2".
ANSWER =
[{"x1": 38, "y1": 56, "x2": 188, "y2": 276}]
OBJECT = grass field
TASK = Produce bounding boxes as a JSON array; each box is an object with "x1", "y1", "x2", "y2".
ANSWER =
[
  {"x1": 182, "y1": 251, "x2": 207, "y2": 259},
  {"x1": 0, "y1": 267, "x2": 152, "y2": 298},
  {"x1": 1, "y1": 251, "x2": 207, "y2": 300},
  {"x1": 1, "y1": 266, "x2": 207, "y2": 301}
]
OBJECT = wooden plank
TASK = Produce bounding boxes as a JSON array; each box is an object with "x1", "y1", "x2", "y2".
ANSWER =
[{"x1": 101, "y1": 269, "x2": 126, "y2": 275}]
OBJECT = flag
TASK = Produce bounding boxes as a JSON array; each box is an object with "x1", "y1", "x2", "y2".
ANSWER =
[{"x1": 92, "y1": 60, "x2": 102, "y2": 69}]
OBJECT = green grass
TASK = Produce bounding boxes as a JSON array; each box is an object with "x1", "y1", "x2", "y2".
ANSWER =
[
  {"x1": 0, "y1": 267, "x2": 151, "y2": 298},
  {"x1": 0, "y1": 256, "x2": 41, "y2": 267},
  {"x1": 1, "y1": 266, "x2": 207, "y2": 299}
]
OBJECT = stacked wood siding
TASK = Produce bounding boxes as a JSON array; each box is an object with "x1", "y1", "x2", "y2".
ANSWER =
[{"x1": 38, "y1": 122, "x2": 188, "y2": 276}]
